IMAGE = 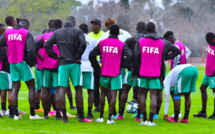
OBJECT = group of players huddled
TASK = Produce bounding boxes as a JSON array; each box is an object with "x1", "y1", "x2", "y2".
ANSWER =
[{"x1": 0, "y1": 15, "x2": 214, "y2": 126}]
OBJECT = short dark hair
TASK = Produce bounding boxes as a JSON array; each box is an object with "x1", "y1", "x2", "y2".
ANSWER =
[
  {"x1": 48, "y1": 19, "x2": 55, "y2": 28},
  {"x1": 146, "y1": 22, "x2": 155, "y2": 33},
  {"x1": 16, "y1": 18, "x2": 21, "y2": 24},
  {"x1": 110, "y1": 24, "x2": 119, "y2": 36},
  {"x1": 5, "y1": 16, "x2": 15, "y2": 26},
  {"x1": 0, "y1": 24, "x2": 5, "y2": 27},
  {"x1": 163, "y1": 31, "x2": 174, "y2": 39},
  {"x1": 67, "y1": 16, "x2": 76, "y2": 26},
  {"x1": 20, "y1": 19, "x2": 30, "y2": 27},
  {"x1": 54, "y1": 19, "x2": 62, "y2": 29},
  {"x1": 79, "y1": 23, "x2": 88, "y2": 34},
  {"x1": 206, "y1": 32, "x2": 215, "y2": 42},
  {"x1": 136, "y1": 22, "x2": 145, "y2": 32}
]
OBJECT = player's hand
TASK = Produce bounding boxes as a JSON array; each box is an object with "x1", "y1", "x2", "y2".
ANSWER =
[
  {"x1": 159, "y1": 77, "x2": 163, "y2": 83},
  {"x1": 38, "y1": 55, "x2": 43, "y2": 61},
  {"x1": 132, "y1": 76, "x2": 135, "y2": 81},
  {"x1": 76, "y1": 59, "x2": 81, "y2": 64},
  {"x1": 57, "y1": 56, "x2": 61, "y2": 60},
  {"x1": 163, "y1": 114, "x2": 168, "y2": 121}
]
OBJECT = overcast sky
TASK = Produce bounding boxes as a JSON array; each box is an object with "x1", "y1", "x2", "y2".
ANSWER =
[{"x1": 77, "y1": 0, "x2": 164, "y2": 8}]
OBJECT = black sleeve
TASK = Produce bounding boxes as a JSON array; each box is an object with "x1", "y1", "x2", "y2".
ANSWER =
[
  {"x1": 26, "y1": 32, "x2": 36, "y2": 66},
  {"x1": 164, "y1": 40, "x2": 181, "y2": 60},
  {"x1": 0, "y1": 33, "x2": 8, "y2": 62},
  {"x1": 124, "y1": 38, "x2": 132, "y2": 50},
  {"x1": 35, "y1": 37, "x2": 44, "y2": 53},
  {"x1": 121, "y1": 43, "x2": 132, "y2": 68},
  {"x1": 44, "y1": 33, "x2": 58, "y2": 59},
  {"x1": 132, "y1": 42, "x2": 141, "y2": 76},
  {"x1": 75, "y1": 31, "x2": 87, "y2": 60},
  {"x1": 89, "y1": 44, "x2": 101, "y2": 72}
]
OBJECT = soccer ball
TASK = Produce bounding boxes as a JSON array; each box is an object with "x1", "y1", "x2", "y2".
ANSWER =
[{"x1": 127, "y1": 103, "x2": 138, "y2": 113}]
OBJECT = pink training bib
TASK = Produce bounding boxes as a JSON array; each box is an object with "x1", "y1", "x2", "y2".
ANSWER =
[
  {"x1": 42, "y1": 32, "x2": 60, "y2": 69},
  {"x1": 206, "y1": 45, "x2": 215, "y2": 76},
  {"x1": 99, "y1": 38, "x2": 124, "y2": 77},
  {"x1": 5, "y1": 28, "x2": 28, "y2": 64},
  {"x1": 139, "y1": 38, "x2": 164, "y2": 77},
  {"x1": 170, "y1": 41, "x2": 187, "y2": 70}
]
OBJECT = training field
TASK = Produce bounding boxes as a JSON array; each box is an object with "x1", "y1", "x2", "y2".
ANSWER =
[{"x1": 0, "y1": 66, "x2": 214, "y2": 134}]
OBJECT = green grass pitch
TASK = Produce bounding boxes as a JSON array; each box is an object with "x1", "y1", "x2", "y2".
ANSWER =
[{"x1": 0, "y1": 66, "x2": 214, "y2": 134}]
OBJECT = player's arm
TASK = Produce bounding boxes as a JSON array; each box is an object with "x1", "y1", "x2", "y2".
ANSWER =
[
  {"x1": 163, "y1": 69, "x2": 176, "y2": 118},
  {"x1": 44, "y1": 33, "x2": 58, "y2": 60},
  {"x1": 185, "y1": 46, "x2": 192, "y2": 59},
  {"x1": 0, "y1": 33, "x2": 8, "y2": 62},
  {"x1": 89, "y1": 44, "x2": 101, "y2": 73},
  {"x1": 163, "y1": 74, "x2": 172, "y2": 117},
  {"x1": 35, "y1": 37, "x2": 44, "y2": 60},
  {"x1": 164, "y1": 40, "x2": 181, "y2": 60},
  {"x1": 26, "y1": 32, "x2": 36, "y2": 67},
  {"x1": 75, "y1": 30, "x2": 87, "y2": 63},
  {"x1": 173, "y1": 55, "x2": 180, "y2": 67},
  {"x1": 132, "y1": 42, "x2": 141, "y2": 76}
]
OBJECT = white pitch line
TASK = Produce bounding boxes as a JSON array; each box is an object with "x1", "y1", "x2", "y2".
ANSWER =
[{"x1": 0, "y1": 127, "x2": 89, "y2": 134}]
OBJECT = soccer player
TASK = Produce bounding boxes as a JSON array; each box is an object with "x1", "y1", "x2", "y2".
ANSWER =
[
  {"x1": 79, "y1": 23, "x2": 97, "y2": 118},
  {"x1": 45, "y1": 16, "x2": 92, "y2": 123},
  {"x1": 154, "y1": 31, "x2": 192, "y2": 119},
  {"x1": 66, "y1": 84, "x2": 77, "y2": 110},
  {"x1": 90, "y1": 24, "x2": 132, "y2": 124},
  {"x1": 88, "y1": 19, "x2": 105, "y2": 113},
  {"x1": 193, "y1": 32, "x2": 215, "y2": 119},
  {"x1": 0, "y1": 24, "x2": 6, "y2": 37},
  {"x1": 34, "y1": 34, "x2": 44, "y2": 113},
  {"x1": 35, "y1": 19, "x2": 62, "y2": 119},
  {"x1": 42, "y1": 19, "x2": 55, "y2": 34},
  {"x1": 116, "y1": 21, "x2": 145, "y2": 121},
  {"x1": 99, "y1": 18, "x2": 132, "y2": 118},
  {"x1": 153, "y1": 31, "x2": 192, "y2": 119},
  {"x1": 163, "y1": 31, "x2": 191, "y2": 70},
  {"x1": 98, "y1": 18, "x2": 132, "y2": 42},
  {"x1": 163, "y1": 64, "x2": 198, "y2": 123},
  {"x1": 0, "y1": 18, "x2": 42, "y2": 120},
  {"x1": 0, "y1": 23, "x2": 13, "y2": 118},
  {"x1": 132, "y1": 22, "x2": 180, "y2": 126}
]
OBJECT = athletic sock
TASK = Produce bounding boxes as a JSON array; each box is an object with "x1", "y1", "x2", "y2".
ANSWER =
[
  {"x1": 136, "y1": 108, "x2": 141, "y2": 118},
  {"x1": 1, "y1": 102, "x2": 6, "y2": 110},
  {"x1": 48, "y1": 105, "x2": 51, "y2": 112},
  {"x1": 13, "y1": 105, "x2": 19, "y2": 116},
  {"x1": 30, "y1": 107, "x2": 36, "y2": 116},
  {"x1": 149, "y1": 112, "x2": 154, "y2": 122},
  {"x1": 184, "y1": 110, "x2": 189, "y2": 119},
  {"x1": 119, "y1": 107, "x2": 125, "y2": 116},
  {"x1": 61, "y1": 108, "x2": 67, "y2": 119},
  {"x1": 9, "y1": 105, "x2": 13, "y2": 115},
  {"x1": 44, "y1": 108, "x2": 49, "y2": 117},
  {"x1": 68, "y1": 97, "x2": 73, "y2": 106},
  {"x1": 174, "y1": 110, "x2": 180, "y2": 121},
  {"x1": 88, "y1": 107, "x2": 92, "y2": 115},
  {"x1": 142, "y1": 112, "x2": 147, "y2": 121},
  {"x1": 56, "y1": 109, "x2": 61, "y2": 116},
  {"x1": 77, "y1": 108, "x2": 84, "y2": 119},
  {"x1": 155, "y1": 106, "x2": 160, "y2": 114},
  {"x1": 52, "y1": 102, "x2": 56, "y2": 111},
  {"x1": 108, "y1": 113, "x2": 112, "y2": 121},
  {"x1": 100, "y1": 111, "x2": 104, "y2": 118},
  {"x1": 113, "y1": 108, "x2": 117, "y2": 115},
  {"x1": 35, "y1": 102, "x2": 40, "y2": 110},
  {"x1": 202, "y1": 105, "x2": 206, "y2": 113}
]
